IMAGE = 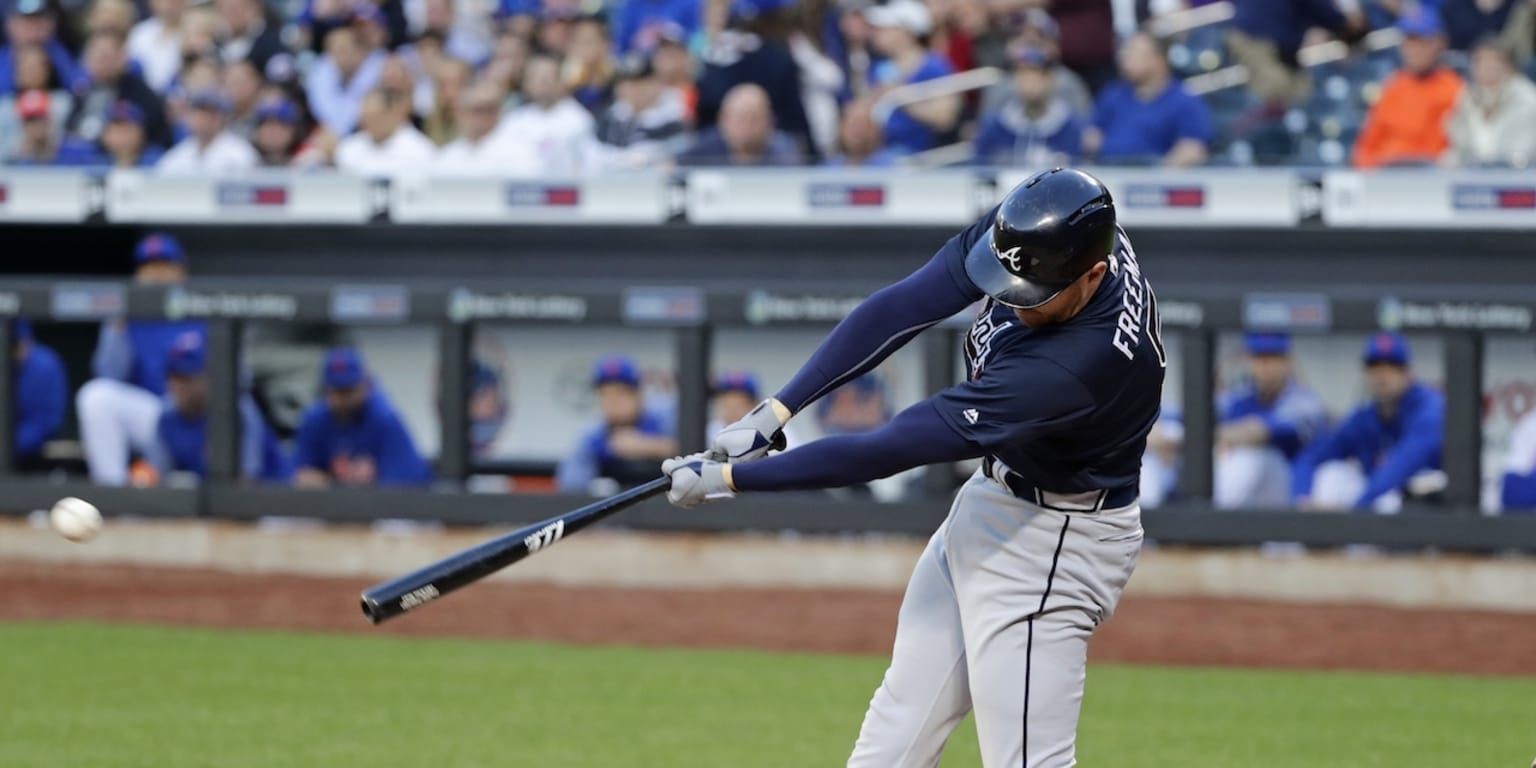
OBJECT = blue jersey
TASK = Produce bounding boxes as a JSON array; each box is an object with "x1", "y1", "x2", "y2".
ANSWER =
[
  {"x1": 1092, "y1": 80, "x2": 1213, "y2": 162},
  {"x1": 292, "y1": 390, "x2": 432, "y2": 487},
  {"x1": 733, "y1": 210, "x2": 1166, "y2": 497},
  {"x1": 556, "y1": 407, "x2": 676, "y2": 492},
  {"x1": 15, "y1": 342, "x2": 68, "y2": 461},
  {"x1": 1218, "y1": 378, "x2": 1328, "y2": 459},
  {"x1": 155, "y1": 396, "x2": 290, "y2": 483},
  {"x1": 1292, "y1": 382, "x2": 1444, "y2": 510}
]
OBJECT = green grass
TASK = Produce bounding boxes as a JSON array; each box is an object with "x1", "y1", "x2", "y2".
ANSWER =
[{"x1": 0, "y1": 622, "x2": 1531, "y2": 767}]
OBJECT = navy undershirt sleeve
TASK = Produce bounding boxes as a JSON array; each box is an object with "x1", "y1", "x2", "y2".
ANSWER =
[
  {"x1": 731, "y1": 400, "x2": 981, "y2": 492},
  {"x1": 774, "y1": 215, "x2": 992, "y2": 413}
]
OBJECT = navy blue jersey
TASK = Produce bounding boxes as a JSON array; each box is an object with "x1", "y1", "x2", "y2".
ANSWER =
[{"x1": 933, "y1": 226, "x2": 1165, "y2": 493}]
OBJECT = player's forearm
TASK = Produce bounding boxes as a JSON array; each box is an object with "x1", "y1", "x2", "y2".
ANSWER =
[
  {"x1": 775, "y1": 252, "x2": 976, "y2": 413},
  {"x1": 1354, "y1": 436, "x2": 1441, "y2": 510},
  {"x1": 731, "y1": 401, "x2": 977, "y2": 492}
]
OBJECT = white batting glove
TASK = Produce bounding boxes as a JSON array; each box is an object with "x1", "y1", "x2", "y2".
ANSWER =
[
  {"x1": 662, "y1": 454, "x2": 736, "y2": 509},
  {"x1": 710, "y1": 398, "x2": 792, "y2": 463}
]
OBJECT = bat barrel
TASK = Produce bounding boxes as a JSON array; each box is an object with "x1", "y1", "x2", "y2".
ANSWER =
[{"x1": 359, "y1": 477, "x2": 670, "y2": 624}]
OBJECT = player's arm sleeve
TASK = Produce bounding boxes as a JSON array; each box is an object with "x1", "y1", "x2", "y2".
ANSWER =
[
  {"x1": 290, "y1": 409, "x2": 328, "y2": 472},
  {"x1": 91, "y1": 321, "x2": 133, "y2": 380},
  {"x1": 555, "y1": 429, "x2": 602, "y2": 493},
  {"x1": 1354, "y1": 406, "x2": 1443, "y2": 510},
  {"x1": 1291, "y1": 420, "x2": 1351, "y2": 499},
  {"x1": 372, "y1": 415, "x2": 433, "y2": 487},
  {"x1": 730, "y1": 399, "x2": 981, "y2": 491},
  {"x1": 773, "y1": 213, "x2": 992, "y2": 413},
  {"x1": 1265, "y1": 392, "x2": 1328, "y2": 457}
]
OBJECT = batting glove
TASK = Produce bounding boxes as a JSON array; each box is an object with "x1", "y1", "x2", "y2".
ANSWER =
[
  {"x1": 710, "y1": 398, "x2": 792, "y2": 463},
  {"x1": 662, "y1": 454, "x2": 736, "y2": 509}
]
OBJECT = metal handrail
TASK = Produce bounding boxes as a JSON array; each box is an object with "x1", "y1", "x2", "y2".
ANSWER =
[
  {"x1": 870, "y1": 66, "x2": 1004, "y2": 126},
  {"x1": 1147, "y1": 1, "x2": 1235, "y2": 38}
]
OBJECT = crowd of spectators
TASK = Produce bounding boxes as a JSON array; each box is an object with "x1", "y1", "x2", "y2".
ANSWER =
[{"x1": 3, "y1": 0, "x2": 1533, "y2": 171}]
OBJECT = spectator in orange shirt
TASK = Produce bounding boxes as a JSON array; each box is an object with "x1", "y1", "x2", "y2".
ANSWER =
[{"x1": 1352, "y1": 10, "x2": 1463, "y2": 168}]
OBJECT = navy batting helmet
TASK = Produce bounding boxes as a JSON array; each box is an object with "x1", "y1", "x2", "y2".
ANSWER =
[{"x1": 964, "y1": 168, "x2": 1117, "y2": 309}]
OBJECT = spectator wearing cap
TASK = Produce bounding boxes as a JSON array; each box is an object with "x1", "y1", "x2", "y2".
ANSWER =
[
  {"x1": 1047, "y1": 0, "x2": 1117, "y2": 92},
  {"x1": 695, "y1": 0, "x2": 815, "y2": 160},
  {"x1": 334, "y1": 88, "x2": 436, "y2": 175},
  {"x1": 55, "y1": 98, "x2": 164, "y2": 166},
  {"x1": 1500, "y1": 380, "x2": 1536, "y2": 513},
  {"x1": 1353, "y1": 11, "x2": 1463, "y2": 168},
  {"x1": 6, "y1": 89, "x2": 57, "y2": 163},
  {"x1": 1293, "y1": 333, "x2": 1446, "y2": 513},
  {"x1": 1226, "y1": 0, "x2": 1365, "y2": 106},
  {"x1": 595, "y1": 52, "x2": 689, "y2": 167},
  {"x1": 76, "y1": 234, "x2": 207, "y2": 486},
  {"x1": 293, "y1": 347, "x2": 431, "y2": 489},
  {"x1": 972, "y1": 46, "x2": 1086, "y2": 167},
  {"x1": 863, "y1": 0, "x2": 961, "y2": 155},
  {"x1": 813, "y1": 373, "x2": 898, "y2": 499},
  {"x1": 12, "y1": 319, "x2": 66, "y2": 472},
  {"x1": 677, "y1": 81, "x2": 803, "y2": 165},
  {"x1": 148, "y1": 332, "x2": 289, "y2": 484},
  {"x1": 307, "y1": 24, "x2": 386, "y2": 135},
  {"x1": 557, "y1": 355, "x2": 678, "y2": 494},
  {"x1": 615, "y1": 0, "x2": 700, "y2": 54},
  {"x1": 979, "y1": 9, "x2": 1092, "y2": 118},
  {"x1": 1084, "y1": 31, "x2": 1212, "y2": 167},
  {"x1": 822, "y1": 95, "x2": 898, "y2": 166},
  {"x1": 127, "y1": 0, "x2": 185, "y2": 93},
  {"x1": 216, "y1": 0, "x2": 291, "y2": 79},
  {"x1": 251, "y1": 97, "x2": 302, "y2": 166},
  {"x1": 64, "y1": 30, "x2": 173, "y2": 149},
  {"x1": 489, "y1": 53, "x2": 600, "y2": 174},
  {"x1": 0, "y1": 0, "x2": 80, "y2": 94},
  {"x1": 437, "y1": 81, "x2": 539, "y2": 174},
  {"x1": 1214, "y1": 332, "x2": 1329, "y2": 510},
  {"x1": 1444, "y1": 37, "x2": 1536, "y2": 167},
  {"x1": 157, "y1": 89, "x2": 258, "y2": 173}
]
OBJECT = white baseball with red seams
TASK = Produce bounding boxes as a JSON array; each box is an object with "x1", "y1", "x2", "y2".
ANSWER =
[{"x1": 49, "y1": 497, "x2": 103, "y2": 543}]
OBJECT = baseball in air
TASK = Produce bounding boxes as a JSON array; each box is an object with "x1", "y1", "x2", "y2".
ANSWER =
[{"x1": 50, "y1": 497, "x2": 103, "y2": 543}]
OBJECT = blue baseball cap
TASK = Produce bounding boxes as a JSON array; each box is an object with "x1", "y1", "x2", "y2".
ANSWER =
[
  {"x1": 135, "y1": 233, "x2": 186, "y2": 265},
  {"x1": 1397, "y1": 8, "x2": 1443, "y2": 38},
  {"x1": 165, "y1": 332, "x2": 207, "y2": 377},
  {"x1": 254, "y1": 97, "x2": 298, "y2": 125},
  {"x1": 1364, "y1": 332, "x2": 1412, "y2": 367},
  {"x1": 1245, "y1": 332, "x2": 1290, "y2": 356},
  {"x1": 713, "y1": 370, "x2": 759, "y2": 400},
  {"x1": 323, "y1": 347, "x2": 367, "y2": 389},
  {"x1": 108, "y1": 99, "x2": 145, "y2": 126},
  {"x1": 591, "y1": 355, "x2": 641, "y2": 389}
]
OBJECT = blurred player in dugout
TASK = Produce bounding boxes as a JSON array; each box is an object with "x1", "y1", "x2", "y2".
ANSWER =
[
  {"x1": 12, "y1": 318, "x2": 67, "y2": 472},
  {"x1": 292, "y1": 347, "x2": 432, "y2": 488},
  {"x1": 1292, "y1": 333, "x2": 1446, "y2": 513},
  {"x1": 1214, "y1": 332, "x2": 1328, "y2": 509},
  {"x1": 148, "y1": 332, "x2": 289, "y2": 485},
  {"x1": 76, "y1": 234, "x2": 205, "y2": 486},
  {"x1": 557, "y1": 355, "x2": 677, "y2": 494}
]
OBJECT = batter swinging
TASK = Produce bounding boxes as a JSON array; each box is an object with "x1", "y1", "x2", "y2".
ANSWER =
[{"x1": 663, "y1": 167, "x2": 1165, "y2": 767}]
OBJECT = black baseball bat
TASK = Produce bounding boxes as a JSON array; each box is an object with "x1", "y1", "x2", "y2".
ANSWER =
[{"x1": 360, "y1": 477, "x2": 670, "y2": 624}]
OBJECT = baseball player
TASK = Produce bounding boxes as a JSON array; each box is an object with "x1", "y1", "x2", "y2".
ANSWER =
[
  {"x1": 12, "y1": 318, "x2": 67, "y2": 472},
  {"x1": 150, "y1": 332, "x2": 289, "y2": 484},
  {"x1": 663, "y1": 168, "x2": 1164, "y2": 767},
  {"x1": 291, "y1": 347, "x2": 432, "y2": 488},
  {"x1": 1214, "y1": 332, "x2": 1328, "y2": 509}
]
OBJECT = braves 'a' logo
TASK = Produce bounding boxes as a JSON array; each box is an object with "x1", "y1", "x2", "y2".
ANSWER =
[{"x1": 996, "y1": 245, "x2": 1024, "y2": 273}]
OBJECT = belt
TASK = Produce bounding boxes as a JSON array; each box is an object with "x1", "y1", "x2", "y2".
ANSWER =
[{"x1": 982, "y1": 456, "x2": 1138, "y2": 513}]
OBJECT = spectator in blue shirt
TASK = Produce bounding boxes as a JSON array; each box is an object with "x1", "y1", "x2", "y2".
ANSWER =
[
  {"x1": 12, "y1": 318, "x2": 66, "y2": 471},
  {"x1": 1293, "y1": 333, "x2": 1446, "y2": 513},
  {"x1": 1214, "y1": 333, "x2": 1329, "y2": 509},
  {"x1": 1227, "y1": 0, "x2": 1364, "y2": 104},
  {"x1": 292, "y1": 347, "x2": 432, "y2": 489},
  {"x1": 1084, "y1": 32, "x2": 1213, "y2": 167},
  {"x1": 972, "y1": 46, "x2": 1086, "y2": 168},
  {"x1": 149, "y1": 331, "x2": 289, "y2": 484},
  {"x1": 76, "y1": 234, "x2": 206, "y2": 486},
  {"x1": 556, "y1": 355, "x2": 678, "y2": 494},
  {"x1": 1500, "y1": 402, "x2": 1536, "y2": 513},
  {"x1": 0, "y1": 0, "x2": 79, "y2": 94},
  {"x1": 677, "y1": 82, "x2": 804, "y2": 165},
  {"x1": 613, "y1": 0, "x2": 699, "y2": 54},
  {"x1": 306, "y1": 24, "x2": 385, "y2": 136},
  {"x1": 863, "y1": 0, "x2": 960, "y2": 155}
]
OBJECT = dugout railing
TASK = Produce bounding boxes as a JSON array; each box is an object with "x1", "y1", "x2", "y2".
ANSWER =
[{"x1": 0, "y1": 278, "x2": 1534, "y2": 552}]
